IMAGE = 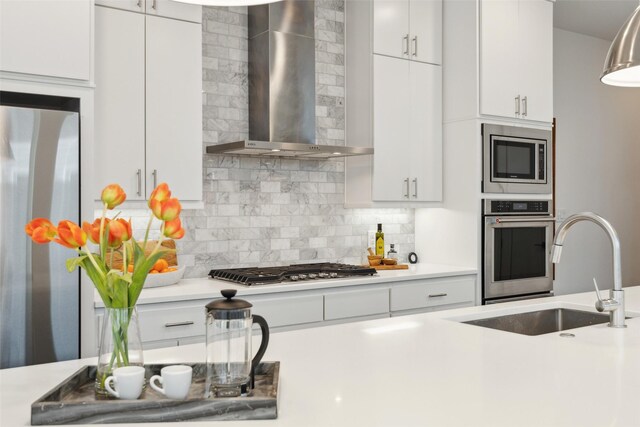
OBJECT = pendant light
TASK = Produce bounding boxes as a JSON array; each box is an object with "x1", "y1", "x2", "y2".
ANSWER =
[
  {"x1": 171, "y1": 0, "x2": 280, "y2": 5},
  {"x1": 601, "y1": 3, "x2": 640, "y2": 86}
]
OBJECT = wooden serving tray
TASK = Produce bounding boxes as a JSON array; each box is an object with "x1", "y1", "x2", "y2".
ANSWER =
[
  {"x1": 111, "y1": 240, "x2": 177, "y2": 270},
  {"x1": 368, "y1": 264, "x2": 409, "y2": 270},
  {"x1": 31, "y1": 362, "x2": 279, "y2": 425}
]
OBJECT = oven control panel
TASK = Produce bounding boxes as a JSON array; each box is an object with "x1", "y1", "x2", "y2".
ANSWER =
[{"x1": 485, "y1": 200, "x2": 552, "y2": 215}]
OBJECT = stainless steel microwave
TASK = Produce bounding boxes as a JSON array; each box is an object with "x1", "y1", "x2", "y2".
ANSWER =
[{"x1": 482, "y1": 124, "x2": 552, "y2": 194}]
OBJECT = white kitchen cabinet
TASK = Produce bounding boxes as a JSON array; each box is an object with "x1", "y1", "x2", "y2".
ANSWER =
[
  {"x1": 94, "y1": 6, "x2": 203, "y2": 202},
  {"x1": 479, "y1": 0, "x2": 553, "y2": 122},
  {"x1": 372, "y1": 56, "x2": 442, "y2": 202},
  {"x1": 0, "y1": 0, "x2": 91, "y2": 81},
  {"x1": 247, "y1": 294, "x2": 324, "y2": 328},
  {"x1": 409, "y1": 60, "x2": 442, "y2": 202},
  {"x1": 345, "y1": 0, "x2": 443, "y2": 207},
  {"x1": 95, "y1": 274, "x2": 476, "y2": 351},
  {"x1": 145, "y1": 16, "x2": 203, "y2": 201},
  {"x1": 372, "y1": 55, "x2": 411, "y2": 202},
  {"x1": 95, "y1": 7, "x2": 146, "y2": 201},
  {"x1": 146, "y1": 0, "x2": 201, "y2": 23},
  {"x1": 95, "y1": 0, "x2": 145, "y2": 13},
  {"x1": 324, "y1": 287, "x2": 389, "y2": 320},
  {"x1": 95, "y1": 0, "x2": 201, "y2": 22},
  {"x1": 390, "y1": 276, "x2": 476, "y2": 313},
  {"x1": 372, "y1": 0, "x2": 442, "y2": 65}
]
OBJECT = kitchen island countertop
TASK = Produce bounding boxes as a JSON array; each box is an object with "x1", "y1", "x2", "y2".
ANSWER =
[
  {"x1": 6, "y1": 286, "x2": 640, "y2": 427},
  {"x1": 94, "y1": 263, "x2": 478, "y2": 307}
]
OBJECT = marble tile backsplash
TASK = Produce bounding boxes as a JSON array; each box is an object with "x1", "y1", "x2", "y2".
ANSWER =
[{"x1": 106, "y1": 1, "x2": 415, "y2": 278}]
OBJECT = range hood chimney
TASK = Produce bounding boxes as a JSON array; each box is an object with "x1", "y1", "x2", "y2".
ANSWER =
[{"x1": 206, "y1": 0, "x2": 373, "y2": 158}]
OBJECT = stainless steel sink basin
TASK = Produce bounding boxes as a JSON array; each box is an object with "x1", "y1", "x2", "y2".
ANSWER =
[{"x1": 462, "y1": 308, "x2": 612, "y2": 336}]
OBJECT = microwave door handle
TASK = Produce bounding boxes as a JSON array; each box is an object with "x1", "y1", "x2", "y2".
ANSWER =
[{"x1": 495, "y1": 217, "x2": 556, "y2": 223}]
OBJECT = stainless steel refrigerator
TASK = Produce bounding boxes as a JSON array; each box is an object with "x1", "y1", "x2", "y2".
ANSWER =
[{"x1": 0, "y1": 91, "x2": 80, "y2": 369}]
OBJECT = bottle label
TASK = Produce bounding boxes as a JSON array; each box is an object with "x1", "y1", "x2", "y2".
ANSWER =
[{"x1": 376, "y1": 237, "x2": 384, "y2": 256}]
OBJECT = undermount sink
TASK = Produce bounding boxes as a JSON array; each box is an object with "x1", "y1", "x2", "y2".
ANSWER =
[{"x1": 462, "y1": 308, "x2": 612, "y2": 336}]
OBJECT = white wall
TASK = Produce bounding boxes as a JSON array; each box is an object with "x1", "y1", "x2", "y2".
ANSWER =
[{"x1": 553, "y1": 28, "x2": 640, "y2": 294}]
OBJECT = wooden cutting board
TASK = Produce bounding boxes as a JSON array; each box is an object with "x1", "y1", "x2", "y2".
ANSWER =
[
  {"x1": 368, "y1": 264, "x2": 409, "y2": 270},
  {"x1": 111, "y1": 240, "x2": 177, "y2": 270}
]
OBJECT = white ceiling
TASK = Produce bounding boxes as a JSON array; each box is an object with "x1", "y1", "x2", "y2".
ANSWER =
[{"x1": 554, "y1": 0, "x2": 639, "y2": 41}]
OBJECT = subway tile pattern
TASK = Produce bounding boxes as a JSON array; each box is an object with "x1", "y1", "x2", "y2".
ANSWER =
[{"x1": 109, "y1": 1, "x2": 415, "y2": 279}]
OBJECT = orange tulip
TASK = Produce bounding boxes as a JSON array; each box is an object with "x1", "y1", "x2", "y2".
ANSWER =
[
  {"x1": 163, "y1": 218, "x2": 185, "y2": 239},
  {"x1": 150, "y1": 198, "x2": 181, "y2": 222},
  {"x1": 115, "y1": 218, "x2": 133, "y2": 242},
  {"x1": 148, "y1": 183, "x2": 171, "y2": 209},
  {"x1": 25, "y1": 218, "x2": 57, "y2": 244},
  {"x1": 101, "y1": 184, "x2": 126, "y2": 209},
  {"x1": 105, "y1": 219, "x2": 130, "y2": 248},
  {"x1": 55, "y1": 220, "x2": 87, "y2": 249},
  {"x1": 82, "y1": 218, "x2": 106, "y2": 245}
]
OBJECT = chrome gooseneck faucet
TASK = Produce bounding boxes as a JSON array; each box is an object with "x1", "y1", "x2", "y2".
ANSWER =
[{"x1": 550, "y1": 212, "x2": 626, "y2": 328}]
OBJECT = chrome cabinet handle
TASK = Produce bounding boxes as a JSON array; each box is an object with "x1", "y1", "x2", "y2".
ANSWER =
[
  {"x1": 165, "y1": 321, "x2": 194, "y2": 328},
  {"x1": 412, "y1": 178, "x2": 418, "y2": 198},
  {"x1": 428, "y1": 293, "x2": 448, "y2": 298},
  {"x1": 404, "y1": 178, "x2": 410, "y2": 198},
  {"x1": 515, "y1": 95, "x2": 520, "y2": 116},
  {"x1": 136, "y1": 169, "x2": 142, "y2": 196},
  {"x1": 522, "y1": 96, "x2": 528, "y2": 117},
  {"x1": 152, "y1": 169, "x2": 157, "y2": 189},
  {"x1": 152, "y1": 0, "x2": 157, "y2": 9},
  {"x1": 136, "y1": 0, "x2": 141, "y2": 8},
  {"x1": 412, "y1": 36, "x2": 418, "y2": 57},
  {"x1": 403, "y1": 34, "x2": 409, "y2": 56}
]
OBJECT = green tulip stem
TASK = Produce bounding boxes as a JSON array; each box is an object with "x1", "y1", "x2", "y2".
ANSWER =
[
  {"x1": 81, "y1": 246, "x2": 106, "y2": 280},
  {"x1": 99, "y1": 205, "x2": 107, "y2": 259},
  {"x1": 143, "y1": 213, "x2": 154, "y2": 248}
]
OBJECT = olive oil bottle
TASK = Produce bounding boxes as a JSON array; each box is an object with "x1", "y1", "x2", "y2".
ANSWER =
[{"x1": 375, "y1": 223, "x2": 385, "y2": 256}]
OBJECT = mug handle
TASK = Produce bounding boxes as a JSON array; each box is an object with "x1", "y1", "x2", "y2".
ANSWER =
[
  {"x1": 149, "y1": 375, "x2": 165, "y2": 395},
  {"x1": 251, "y1": 315, "x2": 270, "y2": 375},
  {"x1": 104, "y1": 376, "x2": 119, "y2": 398}
]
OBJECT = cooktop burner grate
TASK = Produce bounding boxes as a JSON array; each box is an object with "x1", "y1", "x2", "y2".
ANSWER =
[{"x1": 209, "y1": 263, "x2": 377, "y2": 286}]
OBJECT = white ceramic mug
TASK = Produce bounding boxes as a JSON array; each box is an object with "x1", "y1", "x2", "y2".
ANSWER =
[
  {"x1": 150, "y1": 365, "x2": 193, "y2": 400},
  {"x1": 104, "y1": 366, "x2": 145, "y2": 400}
]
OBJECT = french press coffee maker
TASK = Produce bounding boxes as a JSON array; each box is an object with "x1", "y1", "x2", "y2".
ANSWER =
[{"x1": 205, "y1": 289, "x2": 270, "y2": 398}]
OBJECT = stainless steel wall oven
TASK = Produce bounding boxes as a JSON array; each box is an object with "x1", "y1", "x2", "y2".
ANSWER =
[
  {"x1": 483, "y1": 200, "x2": 555, "y2": 304},
  {"x1": 482, "y1": 124, "x2": 552, "y2": 194}
]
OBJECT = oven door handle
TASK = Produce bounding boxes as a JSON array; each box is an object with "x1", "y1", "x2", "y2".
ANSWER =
[{"x1": 495, "y1": 217, "x2": 556, "y2": 223}]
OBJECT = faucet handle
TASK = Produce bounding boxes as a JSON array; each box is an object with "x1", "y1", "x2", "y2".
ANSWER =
[
  {"x1": 593, "y1": 277, "x2": 620, "y2": 313},
  {"x1": 592, "y1": 278, "x2": 603, "y2": 302}
]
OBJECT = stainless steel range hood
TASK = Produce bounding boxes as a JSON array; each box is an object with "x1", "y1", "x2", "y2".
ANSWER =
[{"x1": 205, "y1": 0, "x2": 373, "y2": 159}]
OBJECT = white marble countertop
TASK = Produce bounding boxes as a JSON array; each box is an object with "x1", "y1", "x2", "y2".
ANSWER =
[
  {"x1": 6, "y1": 286, "x2": 640, "y2": 427},
  {"x1": 94, "y1": 263, "x2": 478, "y2": 307}
]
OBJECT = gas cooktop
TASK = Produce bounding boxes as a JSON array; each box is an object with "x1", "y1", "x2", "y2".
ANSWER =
[{"x1": 208, "y1": 263, "x2": 377, "y2": 286}]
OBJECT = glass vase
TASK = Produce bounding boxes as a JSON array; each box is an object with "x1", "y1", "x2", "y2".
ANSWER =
[{"x1": 95, "y1": 306, "x2": 144, "y2": 395}]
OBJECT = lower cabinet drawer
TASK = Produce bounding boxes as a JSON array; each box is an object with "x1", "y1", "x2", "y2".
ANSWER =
[
  {"x1": 324, "y1": 288, "x2": 389, "y2": 320},
  {"x1": 248, "y1": 294, "x2": 324, "y2": 328},
  {"x1": 137, "y1": 305, "x2": 205, "y2": 343},
  {"x1": 391, "y1": 276, "x2": 476, "y2": 312}
]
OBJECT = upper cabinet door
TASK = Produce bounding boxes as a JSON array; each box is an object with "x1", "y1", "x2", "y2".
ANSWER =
[
  {"x1": 373, "y1": 0, "x2": 410, "y2": 59},
  {"x1": 518, "y1": 0, "x2": 553, "y2": 122},
  {"x1": 409, "y1": 61, "x2": 442, "y2": 201},
  {"x1": 145, "y1": 0, "x2": 201, "y2": 23},
  {"x1": 94, "y1": 6, "x2": 146, "y2": 200},
  {"x1": 95, "y1": 0, "x2": 145, "y2": 13},
  {"x1": 479, "y1": 0, "x2": 520, "y2": 119},
  {"x1": 0, "y1": 0, "x2": 91, "y2": 80},
  {"x1": 145, "y1": 15, "x2": 202, "y2": 201},
  {"x1": 409, "y1": 0, "x2": 442, "y2": 65},
  {"x1": 372, "y1": 55, "x2": 411, "y2": 202}
]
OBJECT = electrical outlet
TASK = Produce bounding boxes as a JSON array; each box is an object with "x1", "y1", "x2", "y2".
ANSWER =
[
  {"x1": 367, "y1": 231, "x2": 376, "y2": 250},
  {"x1": 557, "y1": 208, "x2": 567, "y2": 223}
]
